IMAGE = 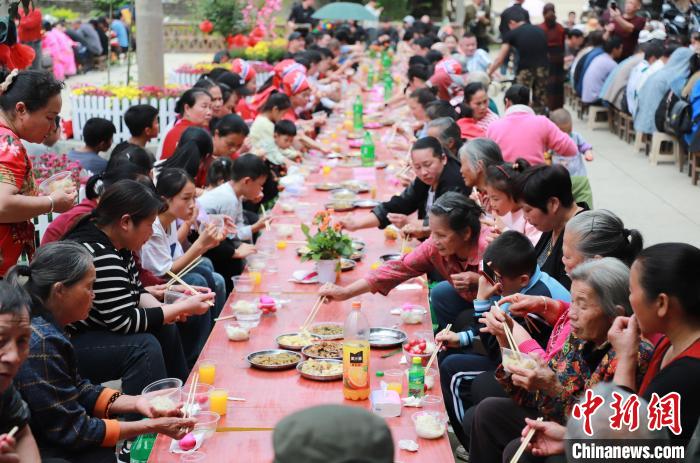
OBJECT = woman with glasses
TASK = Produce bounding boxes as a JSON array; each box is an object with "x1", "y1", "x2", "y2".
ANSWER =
[
  {"x1": 321, "y1": 192, "x2": 488, "y2": 332},
  {"x1": 339, "y1": 136, "x2": 470, "y2": 240}
]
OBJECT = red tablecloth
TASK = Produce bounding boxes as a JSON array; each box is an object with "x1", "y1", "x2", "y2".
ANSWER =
[{"x1": 148, "y1": 123, "x2": 454, "y2": 462}]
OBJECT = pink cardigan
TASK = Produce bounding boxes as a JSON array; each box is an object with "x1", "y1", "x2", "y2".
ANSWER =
[{"x1": 485, "y1": 105, "x2": 577, "y2": 165}]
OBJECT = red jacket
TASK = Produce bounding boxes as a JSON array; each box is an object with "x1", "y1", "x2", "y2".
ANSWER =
[
  {"x1": 18, "y1": 8, "x2": 42, "y2": 42},
  {"x1": 160, "y1": 119, "x2": 198, "y2": 160}
]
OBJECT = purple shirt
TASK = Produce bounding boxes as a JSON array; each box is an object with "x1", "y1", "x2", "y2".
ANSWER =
[{"x1": 581, "y1": 53, "x2": 618, "y2": 103}]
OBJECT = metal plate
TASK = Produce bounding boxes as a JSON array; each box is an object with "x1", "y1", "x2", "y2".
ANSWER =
[
  {"x1": 379, "y1": 253, "x2": 402, "y2": 263},
  {"x1": 341, "y1": 181, "x2": 371, "y2": 193},
  {"x1": 369, "y1": 327, "x2": 408, "y2": 348},
  {"x1": 353, "y1": 199, "x2": 380, "y2": 209},
  {"x1": 308, "y1": 322, "x2": 344, "y2": 340},
  {"x1": 349, "y1": 250, "x2": 364, "y2": 261},
  {"x1": 247, "y1": 349, "x2": 303, "y2": 370},
  {"x1": 296, "y1": 359, "x2": 343, "y2": 381},
  {"x1": 314, "y1": 182, "x2": 342, "y2": 191},
  {"x1": 330, "y1": 189, "x2": 358, "y2": 201},
  {"x1": 340, "y1": 258, "x2": 356, "y2": 272},
  {"x1": 301, "y1": 341, "x2": 343, "y2": 360},
  {"x1": 351, "y1": 240, "x2": 366, "y2": 251},
  {"x1": 276, "y1": 332, "x2": 321, "y2": 351},
  {"x1": 375, "y1": 161, "x2": 388, "y2": 169}
]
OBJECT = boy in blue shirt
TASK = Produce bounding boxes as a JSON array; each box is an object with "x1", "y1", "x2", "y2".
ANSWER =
[{"x1": 436, "y1": 230, "x2": 571, "y2": 448}]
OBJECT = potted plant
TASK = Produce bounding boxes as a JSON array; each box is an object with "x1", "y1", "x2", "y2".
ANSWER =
[{"x1": 300, "y1": 210, "x2": 353, "y2": 283}]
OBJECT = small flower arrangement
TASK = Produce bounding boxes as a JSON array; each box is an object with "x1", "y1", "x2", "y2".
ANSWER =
[
  {"x1": 300, "y1": 210, "x2": 353, "y2": 262},
  {"x1": 32, "y1": 153, "x2": 83, "y2": 185}
]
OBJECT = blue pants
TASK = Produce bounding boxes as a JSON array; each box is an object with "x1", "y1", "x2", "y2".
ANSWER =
[
  {"x1": 439, "y1": 352, "x2": 499, "y2": 447},
  {"x1": 430, "y1": 281, "x2": 474, "y2": 331}
]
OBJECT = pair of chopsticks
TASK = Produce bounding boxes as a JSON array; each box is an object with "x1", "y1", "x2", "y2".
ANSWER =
[
  {"x1": 165, "y1": 270, "x2": 215, "y2": 307},
  {"x1": 5, "y1": 426, "x2": 18, "y2": 439},
  {"x1": 166, "y1": 257, "x2": 202, "y2": 288},
  {"x1": 183, "y1": 373, "x2": 200, "y2": 419},
  {"x1": 502, "y1": 321, "x2": 521, "y2": 360},
  {"x1": 424, "y1": 323, "x2": 452, "y2": 371},
  {"x1": 510, "y1": 417, "x2": 544, "y2": 463},
  {"x1": 300, "y1": 295, "x2": 327, "y2": 331},
  {"x1": 261, "y1": 204, "x2": 271, "y2": 232}
]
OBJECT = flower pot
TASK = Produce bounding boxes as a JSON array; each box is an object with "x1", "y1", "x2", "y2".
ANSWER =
[{"x1": 316, "y1": 259, "x2": 339, "y2": 284}]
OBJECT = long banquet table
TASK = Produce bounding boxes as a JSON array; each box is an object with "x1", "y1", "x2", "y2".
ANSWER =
[{"x1": 148, "y1": 118, "x2": 455, "y2": 462}]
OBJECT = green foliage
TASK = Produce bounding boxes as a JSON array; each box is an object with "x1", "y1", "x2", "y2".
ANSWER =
[
  {"x1": 90, "y1": 0, "x2": 127, "y2": 15},
  {"x1": 196, "y1": 0, "x2": 247, "y2": 36},
  {"x1": 300, "y1": 215, "x2": 353, "y2": 261},
  {"x1": 42, "y1": 6, "x2": 80, "y2": 22},
  {"x1": 378, "y1": 0, "x2": 410, "y2": 21}
]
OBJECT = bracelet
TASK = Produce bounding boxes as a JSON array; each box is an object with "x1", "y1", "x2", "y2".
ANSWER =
[
  {"x1": 47, "y1": 195, "x2": 54, "y2": 213},
  {"x1": 105, "y1": 391, "x2": 123, "y2": 419},
  {"x1": 541, "y1": 296, "x2": 548, "y2": 315}
]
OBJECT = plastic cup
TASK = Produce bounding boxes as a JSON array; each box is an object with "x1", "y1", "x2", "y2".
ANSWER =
[
  {"x1": 198, "y1": 360, "x2": 216, "y2": 385},
  {"x1": 421, "y1": 394, "x2": 443, "y2": 412},
  {"x1": 232, "y1": 276, "x2": 254, "y2": 292},
  {"x1": 384, "y1": 369, "x2": 404, "y2": 396},
  {"x1": 209, "y1": 388, "x2": 228, "y2": 416},
  {"x1": 249, "y1": 271, "x2": 262, "y2": 286},
  {"x1": 268, "y1": 283, "x2": 282, "y2": 300}
]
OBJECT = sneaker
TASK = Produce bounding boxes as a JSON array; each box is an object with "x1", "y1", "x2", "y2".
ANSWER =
[
  {"x1": 454, "y1": 445, "x2": 469, "y2": 462},
  {"x1": 117, "y1": 440, "x2": 131, "y2": 463}
]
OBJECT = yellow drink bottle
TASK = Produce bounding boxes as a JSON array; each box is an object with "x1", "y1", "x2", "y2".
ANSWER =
[{"x1": 343, "y1": 301, "x2": 370, "y2": 400}]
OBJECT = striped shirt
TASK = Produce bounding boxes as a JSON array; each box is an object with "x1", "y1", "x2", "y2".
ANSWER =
[{"x1": 65, "y1": 220, "x2": 164, "y2": 334}]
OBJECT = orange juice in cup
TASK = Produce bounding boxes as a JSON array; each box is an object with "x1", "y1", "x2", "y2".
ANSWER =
[
  {"x1": 250, "y1": 271, "x2": 262, "y2": 286},
  {"x1": 209, "y1": 388, "x2": 228, "y2": 415},
  {"x1": 198, "y1": 360, "x2": 216, "y2": 385},
  {"x1": 276, "y1": 240, "x2": 288, "y2": 250}
]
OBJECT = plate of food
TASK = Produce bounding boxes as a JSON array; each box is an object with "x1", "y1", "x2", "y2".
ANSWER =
[
  {"x1": 353, "y1": 199, "x2": 380, "y2": 209},
  {"x1": 247, "y1": 349, "x2": 303, "y2": 370},
  {"x1": 340, "y1": 258, "x2": 356, "y2": 272},
  {"x1": 308, "y1": 322, "x2": 344, "y2": 340},
  {"x1": 331, "y1": 189, "x2": 358, "y2": 201},
  {"x1": 351, "y1": 240, "x2": 366, "y2": 251},
  {"x1": 296, "y1": 359, "x2": 343, "y2": 381},
  {"x1": 340, "y1": 180, "x2": 370, "y2": 193},
  {"x1": 379, "y1": 253, "x2": 402, "y2": 263},
  {"x1": 375, "y1": 161, "x2": 388, "y2": 169},
  {"x1": 296, "y1": 246, "x2": 311, "y2": 257},
  {"x1": 349, "y1": 250, "x2": 364, "y2": 261},
  {"x1": 276, "y1": 332, "x2": 320, "y2": 350},
  {"x1": 38, "y1": 171, "x2": 75, "y2": 196},
  {"x1": 325, "y1": 201, "x2": 355, "y2": 212},
  {"x1": 346, "y1": 132, "x2": 363, "y2": 140},
  {"x1": 314, "y1": 182, "x2": 342, "y2": 191},
  {"x1": 301, "y1": 341, "x2": 343, "y2": 360},
  {"x1": 369, "y1": 327, "x2": 408, "y2": 348}
]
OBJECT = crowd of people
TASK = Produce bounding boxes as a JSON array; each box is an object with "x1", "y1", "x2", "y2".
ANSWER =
[{"x1": 0, "y1": 1, "x2": 699, "y2": 462}]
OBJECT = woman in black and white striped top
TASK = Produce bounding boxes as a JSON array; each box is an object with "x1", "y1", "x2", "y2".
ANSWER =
[{"x1": 64, "y1": 179, "x2": 215, "y2": 389}]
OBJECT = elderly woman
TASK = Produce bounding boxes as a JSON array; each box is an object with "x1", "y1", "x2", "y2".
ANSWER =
[
  {"x1": 469, "y1": 258, "x2": 654, "y2": 462},
  {"x1": 425, "y1": 117, "x2": 463, "y2": 159},
  {"x1": 458, "y1": 138, "x2": 503, "y2": 212},
  {"x1": 322, "y1": 192, "x2": 488, "y2": 331},
  {"x1": 608, "y1": 243, "x2": 700, "y2": 447},
  {"x1": 441, "y1": 209, "x2": 643, "y2": 450},
  {"x1": 8, "y1": 242, "x2": 196, "y2": 463}
]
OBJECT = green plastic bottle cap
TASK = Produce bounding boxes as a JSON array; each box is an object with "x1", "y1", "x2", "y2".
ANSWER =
[
  {"x1": 412, "y1": 357, "x2": 422, "y2": 364},
  {"x1": 376, "y1": 371, "x2": 384, "y2": 377}
]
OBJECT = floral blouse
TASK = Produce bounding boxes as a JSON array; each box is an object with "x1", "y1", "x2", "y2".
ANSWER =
[
  {"x1": 0, "y1": 126, "x2": 37, "y2": 276},
  {"x1": 496, "y1": 333, "x2": 654, "y2": 423}
]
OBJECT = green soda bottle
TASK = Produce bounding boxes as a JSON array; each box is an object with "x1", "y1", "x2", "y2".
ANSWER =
[
  {"x1": 360, "y1": 131, "x2": 375, "y2": 167},
  {"x1": 383, "y1": 72, "x2": 393, "y2": 101},
  {"x1": 130, "y1": 432, "x2": 156, "y2": 463},
  {"x1": 408, "y1": 356, "x2": 425, "y2": 398},
  {"x1": 353, "y1": 95, "x2": 363, "y2": 131},
  {"x1": 367, "y1": 67, "x2": 375, "y2": 87}
]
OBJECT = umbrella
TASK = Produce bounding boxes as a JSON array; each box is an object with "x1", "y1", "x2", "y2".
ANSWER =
[{"x1": 312, "y1": 2, "x2": 377, "y2": 21}]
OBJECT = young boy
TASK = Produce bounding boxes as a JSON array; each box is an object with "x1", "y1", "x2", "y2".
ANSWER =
[
  {"x1": 112, "y1": 104, "x2": 159, "y2": 161},
  {"x1": 273, "y1": 120, "x2": 300, "y2": 162},
  {"x1": 549, "y1": 108, "x2": 594, "y2": 208},
  {"x1": 436, "y1": 231, "x2": 571, "y2": 448},
  {"x1": 67, "y1": 117, "x2": 115, "y2": 175},
  {"x1": 198, "y1": 154, "x2": 271, "y2": 292}
]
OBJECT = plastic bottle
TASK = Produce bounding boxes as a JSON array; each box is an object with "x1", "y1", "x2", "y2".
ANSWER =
[
  {"x1": 408, "y1": 357, "x2": 425, "y2": 398},
  {"x1": 129, "y1": 432, "x2": 156, "y2": 463},
  {"x1": 343, "y1": 301, "x2": 370, "y2": 400},
  {"x1": 360, "y1": 131, "x2": 375, "y2": 167},
  {"x1": 353, "y1": 95, "x2": 364, "y2": 130},
  {"x1": 383, "y1": 72, "x2": 393, "y2": 101},
  {"x1": 367, "y1": 66, "x2": 375, "y2": 88}
]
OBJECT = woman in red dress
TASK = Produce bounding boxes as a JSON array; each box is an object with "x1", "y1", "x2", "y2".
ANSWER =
[
  {"x1": 159, "y1": 88, "x2": 212, "y2": 160},
  {"x1": 0, "y1": 69, "x2": 77, "y2": 276},
  {"x1": 539, "y1": 3, "x2": 566, "y2": 111}
]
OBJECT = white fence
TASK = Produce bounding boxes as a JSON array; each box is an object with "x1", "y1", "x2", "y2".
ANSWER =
[{"x1": 70, "y1": 95, "x2": 178, "y2": 144}]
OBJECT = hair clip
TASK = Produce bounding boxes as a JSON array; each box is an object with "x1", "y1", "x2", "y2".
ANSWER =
[{"x1": 0, "y1": 69, "x2": 19, "y2": 95}]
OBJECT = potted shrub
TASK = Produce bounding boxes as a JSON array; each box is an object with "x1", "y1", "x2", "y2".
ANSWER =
[{"x1": 300, "y1": 210, "x2": 353, "y2": 283}]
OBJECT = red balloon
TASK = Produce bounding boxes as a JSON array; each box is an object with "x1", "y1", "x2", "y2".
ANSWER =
[{"x1": 199, "y1": 19, "x2": 213, "y2": 34}]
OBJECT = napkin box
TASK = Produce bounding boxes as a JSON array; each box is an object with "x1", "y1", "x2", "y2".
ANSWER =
[{"x1": 370, "y1": 389, "x2": 402, "y2": 418}]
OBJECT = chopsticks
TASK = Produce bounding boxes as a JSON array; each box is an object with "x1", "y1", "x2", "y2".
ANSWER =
[
  {"x1": 6, "y1": 426, "x2": 18, "y2": 438},
  {"x1": 166, "y1": 256, "x2": 202, "y2": 288},
  {"x1": 214, "y1": 314, "x2": 236, "y2": 322},
  {"x1": 510, "y1": 417, "x2": 543, "y2": 463},
  {"x1": 183, "y1": 373, "x2": 200, "y2": 419},
  {"x1": 227, "y1": 396, "x2": 246, "y2": 401},
  {"x1": 399, "y1": 235, "x2": 407, "y2": 255},
  {"x1": 261, "y1": 204, "x2": 271, "y2": 232},
  {"x1": 165, "y1": 270, "x2": 215, "y2": 307},
  {"x1": 502, "y1": 321, "x2": 521, "y2": 361},
  {"x1": 300, "y1": 295, "x2": 327, "y2": 331},
  {"x1": 424, "y1": 323, "x2": 451, "y2": 372}
]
